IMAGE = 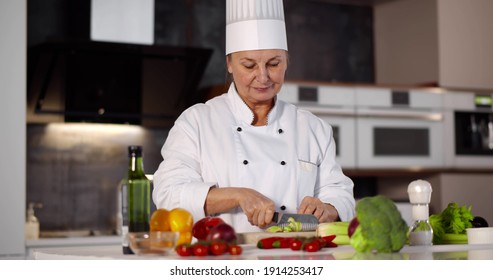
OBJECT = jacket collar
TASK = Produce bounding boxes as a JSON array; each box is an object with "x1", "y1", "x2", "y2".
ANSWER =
[{"x1": 227, "y1": 82, "x2": 280, "y2": 126}]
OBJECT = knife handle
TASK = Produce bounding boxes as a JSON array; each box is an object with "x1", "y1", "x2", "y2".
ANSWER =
[{"x1": 272, "y1": 212, "x2": 279, "y2": 223}]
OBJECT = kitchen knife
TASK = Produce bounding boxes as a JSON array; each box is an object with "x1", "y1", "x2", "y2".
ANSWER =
[{"x1": 272, "y1": 212, "x2": 319, "y2": 231}]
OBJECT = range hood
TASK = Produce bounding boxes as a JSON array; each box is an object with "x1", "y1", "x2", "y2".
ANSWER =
[{"x1": 27, "y1": 40, "x2": 212, "y2": 127}]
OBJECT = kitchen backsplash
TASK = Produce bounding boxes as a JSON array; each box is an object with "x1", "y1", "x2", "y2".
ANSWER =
[{"x1": 26, "y1": 123, "x2": 168, "y2": 235}]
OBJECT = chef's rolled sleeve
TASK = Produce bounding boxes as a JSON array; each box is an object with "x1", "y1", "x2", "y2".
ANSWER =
[
  {"x1": 323, "y1": 193, "x2": 356, "y2": 222},
  {"x1": 179, "y1": 182, "x2": 216, "y2": 222}
]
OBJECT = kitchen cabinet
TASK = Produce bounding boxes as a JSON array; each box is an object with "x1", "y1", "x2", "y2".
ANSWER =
[
  {"x1": 0, "y1": 0, "x2": 26, "y2": 257},
  {"x1": 374, "y1": 0, "x2": 493, "y2": 91},
  {"x1": 280, "y1": 81, "x2": 447, "y2": 170}
]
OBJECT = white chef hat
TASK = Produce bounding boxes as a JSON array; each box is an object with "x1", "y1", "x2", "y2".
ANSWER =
[{"x1": 226, "y1": 0, "x2": 288, "y2": 55}]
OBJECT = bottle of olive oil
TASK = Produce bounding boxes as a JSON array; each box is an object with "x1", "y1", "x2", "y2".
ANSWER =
[{"x1": 121, "y1": 145, "x2": 151, "y2": 254}]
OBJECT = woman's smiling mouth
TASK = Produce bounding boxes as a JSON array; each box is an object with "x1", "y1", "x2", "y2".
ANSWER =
[{"x1": 253, "y1": 85, "x2": 273, "y2": 92}]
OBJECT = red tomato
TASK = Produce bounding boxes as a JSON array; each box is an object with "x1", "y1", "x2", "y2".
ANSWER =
[
  {"x1": 228, "y1": 244, "x2": 242, "y2": 255},
  {"x1": 175, "y1": 244, "x2": 192, "y2": 257},
  {"x1": 210, "y1": 241, "x2": 227, "y2": 256},
  {"x1": 192, "y1": 217, "x2": 225, "y2": 240},
  {"x1": 192, "y1": 243, "x2": 209, "y2": 257},
  {"x1": 304, "y1": 241, "x2": 320, "y2": 252},
  {"x1": 290, "y1": 239, "x2": 303, "y2": 251}
]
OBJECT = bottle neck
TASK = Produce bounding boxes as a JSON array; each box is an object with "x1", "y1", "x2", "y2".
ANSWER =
[{"x1": 128, "y1": 156, "x2": 146, "y2": 179}]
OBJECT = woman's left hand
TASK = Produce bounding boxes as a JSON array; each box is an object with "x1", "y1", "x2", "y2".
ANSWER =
[{"x1": 298, "y1": 196, "x2": 339, "y2": 223}]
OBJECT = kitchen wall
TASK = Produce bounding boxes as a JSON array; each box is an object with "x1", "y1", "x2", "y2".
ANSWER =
[
  {"x1": 26, "y1": 0, "x2": 374, "y2": 233},
  {"x1": 374, "y1": 0, "x2": 493, "y2": 90},
  {"x1": 26, "y1": 123, "x2": 167, "y2": 234}
]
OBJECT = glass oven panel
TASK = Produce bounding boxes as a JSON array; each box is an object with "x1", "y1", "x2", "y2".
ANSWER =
[
  {"x1": 374, "y1": 127, "x2": 429, "y2": 156},
  {"x1": 455, "y1": 111, "x2": 493, "y2": 155},
  {"x1": 357, "y1": 118, "x2": 443, "y2": 168}
]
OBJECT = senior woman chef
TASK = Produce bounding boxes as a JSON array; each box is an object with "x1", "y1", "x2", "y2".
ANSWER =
[{"x1": 153, "y1": 0, "x2": 356, "y2": 233}]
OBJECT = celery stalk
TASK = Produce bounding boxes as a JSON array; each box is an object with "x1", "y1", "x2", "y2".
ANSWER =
[
  {"x1": 316, "y1": 222, "x2": 349, "y2": 236},
  {"x1": 333, "y1": 235, "x2": 351, "y2": 245},
  {"x1": 442, "y1": 233, "x2": 468, "y2": 244}
]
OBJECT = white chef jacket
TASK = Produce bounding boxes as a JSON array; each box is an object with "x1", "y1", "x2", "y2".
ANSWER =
[{"x1": 153, "y1": 83, "x2": 355, "y2": 233}]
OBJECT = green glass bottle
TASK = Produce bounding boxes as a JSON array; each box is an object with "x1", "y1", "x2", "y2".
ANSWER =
[{"x1": 121, "y1": 145, "x2": 150, "y2": 254}]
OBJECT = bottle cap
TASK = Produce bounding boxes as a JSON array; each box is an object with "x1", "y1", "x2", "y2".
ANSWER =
[
  {"x1": 128, "y1": 145, "x2": 142, "y2": 157},
  {"x1": 407, "y1": 179, "x2": 432, "y2": 204}
]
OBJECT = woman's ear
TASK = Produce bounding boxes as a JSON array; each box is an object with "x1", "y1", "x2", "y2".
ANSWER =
[{"x1": 226, "y1": 55, "x2": 233, "y2": 74}]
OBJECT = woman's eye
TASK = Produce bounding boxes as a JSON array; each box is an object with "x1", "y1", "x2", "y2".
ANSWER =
[
  {"x1": 268, "y1": 63, "x2": 279, "y2": 67},
  {"x1": 243, "y1": 64, "x2": 255, "y2": 69}
]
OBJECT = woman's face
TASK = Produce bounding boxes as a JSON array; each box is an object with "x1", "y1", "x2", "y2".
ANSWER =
[{"x1": 227, "y1": 49, "x2": 288, "y2": 107}]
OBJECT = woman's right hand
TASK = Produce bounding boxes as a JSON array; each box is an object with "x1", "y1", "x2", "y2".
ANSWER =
[{"x1": 236, "y1": 188, "x2": 276, "y2": 228}]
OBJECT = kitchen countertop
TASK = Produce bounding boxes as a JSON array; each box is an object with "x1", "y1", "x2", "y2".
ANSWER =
[
  {"x1": 24, "y1": 236, "x2": 120, "y2": 259},
  {"x1": 31, "y1": 243, "x2": 493, "y2": 260},
  {"x1": 26, "y1": 235, "x2": 120, "y2": 248}
]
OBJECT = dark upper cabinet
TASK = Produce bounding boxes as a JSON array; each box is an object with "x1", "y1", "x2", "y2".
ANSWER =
[{"x1": 27, "y1": 40, "x2": 213, "y2": 128}]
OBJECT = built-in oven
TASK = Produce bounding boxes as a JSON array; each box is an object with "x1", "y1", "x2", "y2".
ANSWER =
[
  {"x1": 281, "y1": 83, "x2": 356, "y2": 168},
  {"x1": 443, "y1": 92, "x2": 493, "y2": 168},
  {"x1": 355, "y1": 88, "x2": 444, "y2": 169}
]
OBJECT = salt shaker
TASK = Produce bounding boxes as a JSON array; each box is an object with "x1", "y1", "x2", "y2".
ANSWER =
[{"x1": 407, "y1": 179, "x2": 433, "y2": 246}]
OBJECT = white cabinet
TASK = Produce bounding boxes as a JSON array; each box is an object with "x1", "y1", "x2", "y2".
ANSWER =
[
  {"x1": 355, "y1": 88, "x2": 445, "y2": 169},
  {"x1": 0, "y1": 0, "x2": 26, "y2": 257},
  {"x1": 281, "y1": 82, "x2": 448, "y2": 170},
  {"x1": 375, "y1": 0, "x2": 493, "y2": 90}
]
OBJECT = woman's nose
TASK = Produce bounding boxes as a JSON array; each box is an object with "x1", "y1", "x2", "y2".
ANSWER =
[{"x1": 256, "y1": 65, "x2": 269, "y2": 83}]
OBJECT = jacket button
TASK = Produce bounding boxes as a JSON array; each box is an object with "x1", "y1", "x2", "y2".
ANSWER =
[
  {"x1": 280, "y1": 161, "x2": 286, "y2": 165},
  {"x1": 237, "y1": 127, "x2": 242, "y2": 132},
  {"x1": 278, "y1": 129, "x2": 283, "y2": 134},
  {"x1": 243, "y1": 160, "x2": 248, "y2": 165},
  {"x1": 280, "y1": 205, "x2": 286, "y2": 211}
]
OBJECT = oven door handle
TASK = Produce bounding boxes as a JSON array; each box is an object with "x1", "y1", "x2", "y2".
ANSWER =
[
  {"x1": 298, "y1": 105, "x2": 356, "y2": 117},
  {"x1": 356, "y1": 108, "x2": 443, "y2": 121}
]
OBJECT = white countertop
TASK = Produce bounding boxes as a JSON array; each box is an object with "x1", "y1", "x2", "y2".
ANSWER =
[
  {"x1": 31, "y1": 243, "x2": 493, "y2": 260},
  {"x1": 26, "y1": 235, "x2": 120, "y2": 248}
]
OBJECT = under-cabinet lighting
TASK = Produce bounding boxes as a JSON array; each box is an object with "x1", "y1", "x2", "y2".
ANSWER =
[{"x1": 45, "y1": 122, "x2": 145, "y2": 137}]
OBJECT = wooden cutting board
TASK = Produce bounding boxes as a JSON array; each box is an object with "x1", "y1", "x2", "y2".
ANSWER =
[{"x1": 237, "y1": 231, "x2": 317, "y2": 245}]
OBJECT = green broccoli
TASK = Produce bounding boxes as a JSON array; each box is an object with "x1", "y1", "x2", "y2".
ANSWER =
[{"x1": 349, "y1": 195, "x2": 408, "y2": 253}]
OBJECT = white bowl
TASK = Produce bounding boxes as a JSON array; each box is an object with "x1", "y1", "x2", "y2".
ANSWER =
[{"x1": 466, "y1": 227, "x2": 493, "y2": 245}]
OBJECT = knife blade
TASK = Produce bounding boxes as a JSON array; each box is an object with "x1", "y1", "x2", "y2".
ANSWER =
[{"x1": 272, "y1": 212, "x2": 319, "y2": 231}]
